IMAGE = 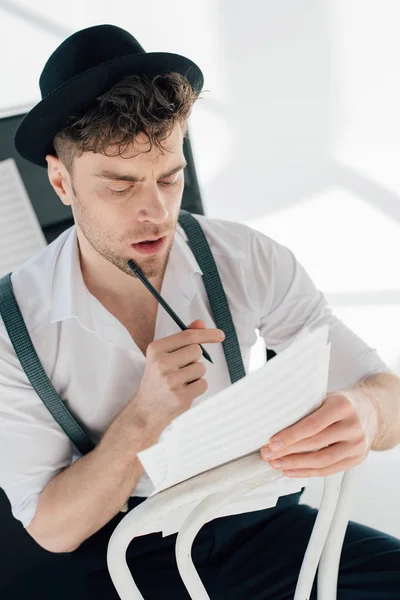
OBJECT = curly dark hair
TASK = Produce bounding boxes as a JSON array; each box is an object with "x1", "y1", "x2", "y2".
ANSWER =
[{"x1": 53, "y1": 72, "x2": 204, "y2": 172}]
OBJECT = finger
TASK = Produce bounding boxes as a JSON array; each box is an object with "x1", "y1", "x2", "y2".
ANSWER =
[
  {"x1": 165, "y1": 361, "x2": 206, "y2": 388},
  {"x1": 172, "y1": 344, "x2": 205, "y2": 368},
  {"x1": 284, "y1": 454, "x2": 362, "y2": 478},
  {"x1": 187, "y1": 320, "x2": 207, "y2": 329},
  {"x1": 150, "y1": 327, "x2": 225, "y2": 355},
  {"x1": 268, "y1": 394, "x2": 351, "y2": 452},
  {"x1": 268, "y1": 440, "x2": 365, "y2": 472},
  {"x1": 262, "y1": 419, "x2": 361, "y2": 460}
]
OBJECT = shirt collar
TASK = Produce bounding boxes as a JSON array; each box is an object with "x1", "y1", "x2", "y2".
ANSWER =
[{"x1": 50, "y1": 223, "x2": 203, "y2": 332}]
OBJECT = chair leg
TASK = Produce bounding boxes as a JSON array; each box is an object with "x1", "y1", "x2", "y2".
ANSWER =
[
  {"x1": 317, "y1": 465, "x2": 364, "y2": 600},
  {"x1": 107, "y1": 493, "x2": 177, "y2": 600},
  {"x1": 294, "y1": 472, "x2": 343, "y2": 600},
  {"x1": 106, "y1": 458, "x2": 353, "y2": 600},
  {"x1": 175, "y1": 470, "x2": 287, "y2": 599},
  {"x1": 176, "y1": 472, "x2": 347, "y2": 600},
  {"x1": 107, "y1": 455, "x2": 280, "y2": 598}
]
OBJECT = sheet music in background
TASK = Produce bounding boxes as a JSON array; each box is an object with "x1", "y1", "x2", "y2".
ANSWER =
[
  {"x1": 138, "y1": 324, "x2": 331, "y2": 498},
  {"x1": 0, "y1": 158, "x2": 47, "y2": 277}
]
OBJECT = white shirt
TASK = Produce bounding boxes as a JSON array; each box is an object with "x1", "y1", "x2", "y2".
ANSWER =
[{"x1": 0, "y1": 214, "x2": 391, "y2": 528}]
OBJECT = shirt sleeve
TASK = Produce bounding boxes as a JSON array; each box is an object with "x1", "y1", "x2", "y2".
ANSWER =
[
  {"x1": 250, "y1": 229, "x2": 392, "y2": 392},
  {"x1": 0, "y1": 319, "x2": 73, "y2": 528}
]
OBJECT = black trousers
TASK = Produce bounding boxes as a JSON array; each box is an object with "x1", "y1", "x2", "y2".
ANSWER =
[{"x1": 70, "y1": 490, "x2": 400, "y2": 599}]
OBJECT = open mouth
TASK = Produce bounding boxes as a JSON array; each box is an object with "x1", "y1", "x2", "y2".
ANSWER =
[
  {"x1": 132, "y1": 236, "x2": 166, "y2": 254},
  {"x1": 138, "y1": 238, "x2": 161, "y2": 244}
]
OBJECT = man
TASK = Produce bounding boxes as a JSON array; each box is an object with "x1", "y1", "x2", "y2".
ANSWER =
[{"x1": 1, "y1": 23, "x2": 399, "y2": 599}]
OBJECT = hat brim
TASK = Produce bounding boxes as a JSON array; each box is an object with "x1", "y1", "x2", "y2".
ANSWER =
[{"x1": 14, "y1": 52, "x2": 204, "y2": 167}]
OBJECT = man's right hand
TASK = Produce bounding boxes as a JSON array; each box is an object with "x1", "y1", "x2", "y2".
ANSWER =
[{"x1": 131, "y1": 320, "x2": 225, "y2": 444}]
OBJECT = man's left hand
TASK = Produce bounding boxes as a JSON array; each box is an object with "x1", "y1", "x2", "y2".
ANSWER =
[{"x1": 260, "y1": 390, "x2": 379, "y2": 478}]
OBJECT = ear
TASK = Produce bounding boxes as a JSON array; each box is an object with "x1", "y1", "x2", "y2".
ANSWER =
[{"x1": 45, "y1": 154, "x2": 72, "y2": 206}]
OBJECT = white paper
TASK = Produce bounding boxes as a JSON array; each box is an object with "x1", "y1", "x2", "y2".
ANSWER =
[
  {"x1": 135, "y1": 325, "x2": 331, "y2": 535},
  {"x1": 137, "y1": 441, "x2": 167, "y2": 489},
  {"x1": 138, "y1": 325, "x2": 330, "y2": 494},
  {"x1": 0, "y1": 158, "x2": 46, "y2": 276}
]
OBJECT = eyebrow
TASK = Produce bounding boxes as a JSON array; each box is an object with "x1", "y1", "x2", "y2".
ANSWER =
[{"x1": 93, "y1": 161, "x2": 188, "y2": 182}]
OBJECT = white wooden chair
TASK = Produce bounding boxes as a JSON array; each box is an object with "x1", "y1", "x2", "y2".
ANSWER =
[{"x1": 106, "y1": 454, "x2": 362, "y2": 599}]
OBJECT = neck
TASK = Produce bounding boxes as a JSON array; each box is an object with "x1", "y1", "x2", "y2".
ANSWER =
[{"x1": 76, "y1": 232, "x2": 165, "y2": 314}]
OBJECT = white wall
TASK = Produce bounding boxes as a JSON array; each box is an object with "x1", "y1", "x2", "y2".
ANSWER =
[{"x1": 1, "y1": 0, "x2": 400, "y2": 537}]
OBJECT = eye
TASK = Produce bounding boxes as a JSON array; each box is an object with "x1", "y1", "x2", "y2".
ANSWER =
[
  {"x1": 107, "y1": 178, "x2": 178, "y2": 195},
  {"x1": 159, "y1": 179, "x2": 178, "y2": 187},
  {"x1": 108, "y1": 187, "x2": 132, "y2": 196}
]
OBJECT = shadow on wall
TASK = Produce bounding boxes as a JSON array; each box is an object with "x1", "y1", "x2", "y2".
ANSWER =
[
  {"x1": 0, "y1": 0, "x2": 72, "y2": 38},
  {"x1": 201, "y1": 0, "x2": 400, "y2": 368},
  {"x1": 207, "y1": 0, "x2": 400, "y2": 228}
]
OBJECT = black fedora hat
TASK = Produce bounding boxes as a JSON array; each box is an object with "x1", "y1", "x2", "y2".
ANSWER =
[{"x1": 14, "y1": 24, "x2": 204, "y2": 168}]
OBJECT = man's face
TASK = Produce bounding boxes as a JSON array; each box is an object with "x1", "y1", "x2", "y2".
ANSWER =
[{"x1": 55, "y1": 123, "x2": 186, "y2": 281}]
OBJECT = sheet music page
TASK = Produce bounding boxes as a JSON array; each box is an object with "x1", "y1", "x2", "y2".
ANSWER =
[
  {"x1": 0, "y1": 158, "x2": 47, "y2": 276},
  {"x1": 138, "y1": 324, "x2": 331, "y2": 499},
  {"x1": 137, "y1": 441, "x2": 167, "y2": 489}
]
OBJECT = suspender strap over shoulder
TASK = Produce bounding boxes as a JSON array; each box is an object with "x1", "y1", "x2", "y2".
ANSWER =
[
  {"x1": 0, "y1": 272, "x2": 96, "y2": 455},
  {"x1": 178, "y1": 210, "x2": 246, "y2": 383}
]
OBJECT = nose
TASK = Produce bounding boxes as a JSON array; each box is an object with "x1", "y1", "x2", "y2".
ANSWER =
[{"x1": 135, "y1": 186, "x2": 169, "y2": 224}]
